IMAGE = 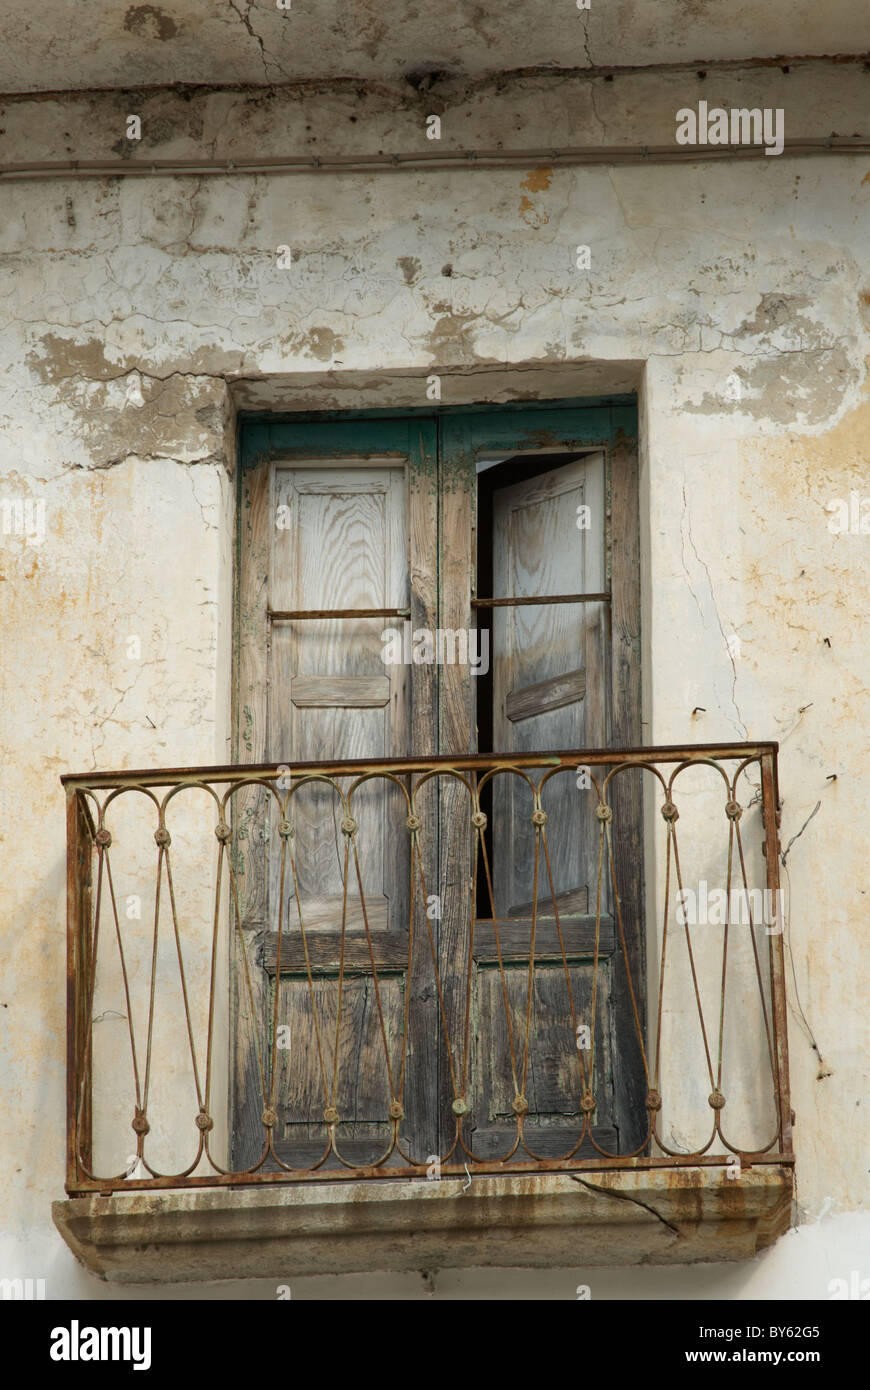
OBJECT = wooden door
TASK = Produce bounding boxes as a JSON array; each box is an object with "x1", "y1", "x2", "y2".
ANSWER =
[
  {"x1": 472, "y1": 452, "x2": 618, "y2": 1157},
  {"x1": 437, "y1": 408, "x2": 645, "y2": 1163},
  {"x1": 270, "y1": 464, "x2": 408, "y2": 1164},
  {"x1": 235, "y1": 405, "x2": 644, "y2": 1170},
  {"x1": 233, "y1": 420, "x2": 438, "y2": 1170}
]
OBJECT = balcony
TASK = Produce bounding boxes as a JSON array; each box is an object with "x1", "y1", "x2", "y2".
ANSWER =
[{"x1": 53, "y1": 744, "x2": 793, "y2": 1282}]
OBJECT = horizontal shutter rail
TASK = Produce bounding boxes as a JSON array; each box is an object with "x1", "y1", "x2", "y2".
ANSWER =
[
  {"x1": 270, "y1": 606, "x2": 411, "y2": 620},
  {"x1": 471, "y1": 592, "x2": 610, "y2": 608}
]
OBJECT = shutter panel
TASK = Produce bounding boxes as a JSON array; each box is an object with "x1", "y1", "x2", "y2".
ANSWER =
[
  {"x1": 491, "y1": 454, "x2": 606, "y2": 920},
  {"x1": 472, "y1": 452, "x2": 618, "y2": 1158}
]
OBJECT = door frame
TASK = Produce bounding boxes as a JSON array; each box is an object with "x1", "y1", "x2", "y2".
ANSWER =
[{"x1": 233, "y1": 397, "x2": 645, "y2": 1163}]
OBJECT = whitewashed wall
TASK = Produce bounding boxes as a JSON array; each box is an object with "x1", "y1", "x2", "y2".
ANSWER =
[{"x1": 0, "y1": 147, "x2": 867, "y2": 1298}]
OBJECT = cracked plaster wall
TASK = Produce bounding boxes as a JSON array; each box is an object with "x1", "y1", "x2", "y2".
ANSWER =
[
  {"x1": 2, "y1": 2, "x2": 869, "y2": 91},
  {"x1": 0, "y1": 95, "x2": 868, "y2": 1296}
]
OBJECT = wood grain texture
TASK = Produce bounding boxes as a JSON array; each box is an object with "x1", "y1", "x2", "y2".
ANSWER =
[
  {"x1": 232, "y1": 460, "x2": 272, "y2": 1169},
  {"x1": 274, "y1": 974, "x2": 403, "y2": 1151},
  {"x1": 233, "y1": 413, "x2": 645, "y2": 1171},
  {"x1": 405, "y1": 422, "x2": 441, "y2": 1161},
  {"x1": 507, "y1": 885, "x2": 589, "y2": 918},
  {"x1": 436, "y1": 416, "x2": 477, "y2": 1144},
  {"x1": 289, "y1": 675, "x2": 391, "y2": 707},
  {"x1": 492, "y1": 457, "x2": 605, "y2": 922},
  {"x1": 235, "y1": 429, "x2": 443, "y2": 1170},
  {"x1": 471, "y1": 961, "x2": 615, "y2": 1155},
  {"x1": 479, "y1": 451, "x2": 620, "y2": 1156},
  {"x1": 506, "y1": 667, "x2": 586, "y2": 722},
  {"x1": 472, "y1": 914, "x2": 615, "y2": 959},
  {"x1": 263, "y1": 932, "x2": 407, "y2": 973},
  {"x1": 605, "y1": 436, "x2": 647, "y2": 1154}
]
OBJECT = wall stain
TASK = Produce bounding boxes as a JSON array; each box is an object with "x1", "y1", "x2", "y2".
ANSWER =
[
  {"x1": 521, "y1": 166, "x2": 553, "y2": 193},
  {"x1": 519, "y1": 194, "x2": 549, "y2": 229},
  {"x1": 28, "y1": 334, "x2": 119, "y2": 384},
  {"x1": 283, "y1": 327, "x2": 344, "y2": 362},
  {"x1": 396, "y1": 256, "x2": 421, "y2": 285},
  {"x1": 123, "y1": 5, "x2": 178, "y2": 40}
]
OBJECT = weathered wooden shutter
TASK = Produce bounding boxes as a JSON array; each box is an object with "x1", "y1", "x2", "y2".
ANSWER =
[
  {"x1": 468, "y1": 453, "x2": 618, "y2": 1157},
  {"x1": 234, "y1": 421, "x2": 439, "y2": 1169},
  {"x1": 236, "y1": 407, "x2": 643, "y2": 1169},
  {"x1": 268, "y1": 465, "x2": 408, "y2": 1162},
  {"x1": 491, "y1": 453, "x2": 606, "y2": 918}
]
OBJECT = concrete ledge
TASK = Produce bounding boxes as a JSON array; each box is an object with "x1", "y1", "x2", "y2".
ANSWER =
[{"x1": 53, "y1": 1167, "x2": 793, "y2": 1283}]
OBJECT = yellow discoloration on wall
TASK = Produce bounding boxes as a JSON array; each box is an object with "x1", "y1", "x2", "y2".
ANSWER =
[{"x1": 521, "y1": 167, "x2": 553, "y2": 193}]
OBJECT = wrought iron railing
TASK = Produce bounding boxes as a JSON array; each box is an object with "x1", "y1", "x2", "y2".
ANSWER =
[{"x1": 63, "y1": 743, "x2": 791, "y2": 1194}]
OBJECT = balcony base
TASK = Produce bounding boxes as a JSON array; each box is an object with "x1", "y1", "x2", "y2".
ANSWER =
[{"x1": 53, "y1": 1166, "x2": 793, "y2": 1284}]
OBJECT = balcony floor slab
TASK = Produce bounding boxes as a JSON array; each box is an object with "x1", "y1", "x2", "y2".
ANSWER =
[{"x1": 53, "y1": 1166, "x2": 793, "y2": 1284}]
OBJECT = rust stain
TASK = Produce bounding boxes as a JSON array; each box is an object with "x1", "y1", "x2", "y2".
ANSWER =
[
  {"x1": 521, "y1": 167, "x2": 553, "y2": 192},
  {"x1": 519, "y1": 194, "x2": 549, "y2": 230}
]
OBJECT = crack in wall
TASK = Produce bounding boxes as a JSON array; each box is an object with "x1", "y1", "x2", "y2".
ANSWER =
[
  {"x1": 572, "y1": 1177, "x2": 681, "y2": 1235},
  {"x1": 680, "y1": 473, "x2": 748, "y2": 738},
  {"x1": 226, "y1": 0, "x2": 290, "y2": 86}
]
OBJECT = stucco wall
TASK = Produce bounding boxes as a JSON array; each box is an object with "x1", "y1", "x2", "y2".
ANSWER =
[{"x1": 0, "y1": 135, "x2": 868, "y2": 1296}]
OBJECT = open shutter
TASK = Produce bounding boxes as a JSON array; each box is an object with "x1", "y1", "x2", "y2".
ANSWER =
[
  {"x1": 471, "y1": 450, "x2": 621, "y2": 1158},
  {"x1": 491, "y1": 453, "x2": 607, "y2": 919}
]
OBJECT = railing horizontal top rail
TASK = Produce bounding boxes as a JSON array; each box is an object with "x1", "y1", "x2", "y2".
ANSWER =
[{"x1": 62, "y1": 741, "x2": 779, "y2": 791}]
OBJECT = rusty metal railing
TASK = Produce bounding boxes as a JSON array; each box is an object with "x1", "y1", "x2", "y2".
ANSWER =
[{"x1": 63, "y1": 743, "x2": 791, "y2": 1195}]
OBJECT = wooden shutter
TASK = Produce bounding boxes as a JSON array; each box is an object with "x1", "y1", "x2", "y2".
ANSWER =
[
  {"x1": 467, "y1": 453, "x2": 619, "y2": 1157},
  {"x1": 491, "y1": 453, "x2": 607, "y2": 919},
  {"x1": 235, "y1": 408, "x2": 643, "y2": 1170},
  {"x1": 234, "y1": 424, "x2": 440, "y2": 1170}
]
